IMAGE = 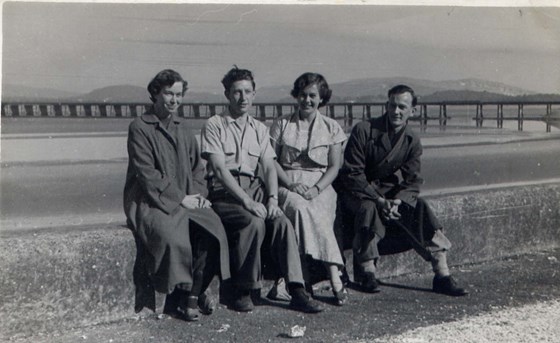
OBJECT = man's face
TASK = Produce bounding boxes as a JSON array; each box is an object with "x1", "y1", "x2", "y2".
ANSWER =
[
  {"x1": 225, "y1": 80, "x2": 255, "y2": 117},
  {"x1": 154, "y1": 81, "x2": 184, "y2": 116},
  {"x1": 387, "y1": 92, "x2": 415, "y2": 132}
]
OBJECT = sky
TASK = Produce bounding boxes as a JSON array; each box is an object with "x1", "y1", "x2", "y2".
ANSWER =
[{"x1": 2, "y1": 1, "x2": 560, "y2": 96}]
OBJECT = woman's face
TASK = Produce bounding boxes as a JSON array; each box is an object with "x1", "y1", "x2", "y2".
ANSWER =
[
  {"x1": 297, "y1": 83, "x2": 322, "y2": 117},
  {"x1": 154, "y1": 81, "x2": 184, "y2": 117}
]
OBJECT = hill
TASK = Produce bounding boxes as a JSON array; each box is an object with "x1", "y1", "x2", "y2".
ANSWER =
[
  {"x1": 1, "y1": 84, "x2": 79, "y2": 102},
  {"x1": 68, "y1": 85, "x2": 224, "y2": 103},
  {"x1": 4, "y1": 77, "x2": 558, "y2": 104}
]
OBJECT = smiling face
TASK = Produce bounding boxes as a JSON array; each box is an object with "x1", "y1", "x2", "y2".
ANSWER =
[
  {"x1": 386, "y1": 91, "x2": 415, "y2": 132},
  {"x1": 297, "y1": 83, "x2": 322, "y2": 118},
  {"x1": 225, "y1": 80, "x2": 255, "y2": 117},
  {"x1": 153, "y1": 81, "x2": 184, "y2": 117}
]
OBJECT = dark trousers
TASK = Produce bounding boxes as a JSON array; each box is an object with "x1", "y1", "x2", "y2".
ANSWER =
[
  {"x1": 338, "y1": 193, "x2": 452, "y2": 266},
  {"x1": 209, "y1": 176, "x2": 304, "y2": 290}
]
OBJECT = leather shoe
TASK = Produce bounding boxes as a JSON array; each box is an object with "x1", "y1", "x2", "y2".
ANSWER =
[
  {"x1": 289, "y1": 288, "x2": 324, "y2": 313},
  {"x1": 359, "y1": 272, "x2": 380, "y2": 293},
  {"x1": 433, "y1": 275, "x2": 469, "y2": 296},
  {"x1": 232, "y1": 291, "x2": 254, "y2": 312},
  {"x1": 198, "y1": 291, "x2": 217, "y2": 315}
]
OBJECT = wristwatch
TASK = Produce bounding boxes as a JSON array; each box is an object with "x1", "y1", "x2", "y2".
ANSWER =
[{"x1": 268, "y1": 194, "x2": 278, "y2": 200}]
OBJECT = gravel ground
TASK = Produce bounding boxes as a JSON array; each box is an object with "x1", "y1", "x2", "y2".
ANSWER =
[
  {"x1": 6, "y1": 249, "x2": 560, "y2": 343},
  {"x1": 369, "y1": 300, "x2": 560, "y2": 343}
]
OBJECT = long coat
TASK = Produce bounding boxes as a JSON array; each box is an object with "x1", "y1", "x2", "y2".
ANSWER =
[{"x1": 123, "y1": 109, "x2": 229, "y2": 306}]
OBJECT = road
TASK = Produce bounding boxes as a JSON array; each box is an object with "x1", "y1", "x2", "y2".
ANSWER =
[{"x1": 2, "y1": 140, "x2": 559, "y2": 230}]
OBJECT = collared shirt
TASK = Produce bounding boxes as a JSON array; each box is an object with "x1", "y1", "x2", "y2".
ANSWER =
[
  {"x1": 200, "y1": 108, "x2": 276, "y2": 178},
  {"x1": 270, "y1": 111, "x2": 346, "y2": 170}
]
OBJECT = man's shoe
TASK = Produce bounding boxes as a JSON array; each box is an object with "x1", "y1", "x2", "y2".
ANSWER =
[
  {"x1": 289, "y1": 288, "x2": 324, "y2": 313},
  {"x1": 232, "y1": 291, "x2": 254, "y2": 312},
  {"x1": 359, "y1": 272, "x2": 380, "y2": 293},
  {"x1": 433, "y1": 275, "x2": 469, "y2": 296}
]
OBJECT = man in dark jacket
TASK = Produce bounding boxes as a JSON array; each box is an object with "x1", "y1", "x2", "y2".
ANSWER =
[{"x1": 337, "y1": 84, "x2": 467, "y2": 296}]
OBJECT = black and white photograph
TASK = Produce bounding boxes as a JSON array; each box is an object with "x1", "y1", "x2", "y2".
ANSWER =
[{"x1": 1, "y1": 1, "x2": 560, "y2": 342}]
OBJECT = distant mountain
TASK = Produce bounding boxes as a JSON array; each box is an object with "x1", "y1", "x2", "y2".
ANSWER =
[
  {"x1": 3, "y1": 77, "x2": 556, "y2": 104},
  {"x1": 69, "y1": 85, "x2": 224, "y2": 103},
  {"x1": 1, "y1": 84, "x2": 79, "y2": 102}
]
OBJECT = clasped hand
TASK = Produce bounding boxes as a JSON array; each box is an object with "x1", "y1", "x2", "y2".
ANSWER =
[
  {"x1": 181, "y1": 194, "x2": 212, "y2": 209},
  {"x1": 288, "y1": 183, "x2": 319, "y2": 200},
  {"x1": 378, "y1": 198, "x2": 402, "y2": 221}
]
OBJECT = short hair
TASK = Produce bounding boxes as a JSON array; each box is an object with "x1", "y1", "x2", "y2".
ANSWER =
[
  {"x1": 387, "y1": 84, "x2": 417, "y2": 107},
  {"x1": 147, "y1": 69, "x2": 188, "y2": 103},
  {"x1": 221, "y1": 66, "x2": 256, "y2": 93},
  {"x1": 290, "y1": 72, "x2": 332, "y2": 107}
]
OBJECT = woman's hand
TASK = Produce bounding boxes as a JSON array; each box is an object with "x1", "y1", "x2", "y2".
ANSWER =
[
  {"x1": 288, "y1": 183, "x2": 309, "y2": 197},
  {"x1": 302, "y1": 185, "x2": 320, "y2": 200},
  {"x1": 181, "y1": 194, "x2": 212, "y2": 209}
]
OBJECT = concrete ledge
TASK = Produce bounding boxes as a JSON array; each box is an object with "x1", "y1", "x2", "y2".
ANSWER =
[{"x1": 2, "y1": 183, "x2": 560, "y2": 340}]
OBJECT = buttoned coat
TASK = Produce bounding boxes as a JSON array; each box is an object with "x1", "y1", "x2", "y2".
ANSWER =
[{"x1": 124, "y1": 109, "x2": 230, "y2": 308}]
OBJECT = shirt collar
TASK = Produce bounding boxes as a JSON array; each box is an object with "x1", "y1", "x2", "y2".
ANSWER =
[{"x1": 221, "y1": 108, "x2": 257, "y2": 130}]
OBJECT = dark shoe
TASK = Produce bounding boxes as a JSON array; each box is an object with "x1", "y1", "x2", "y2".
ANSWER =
[
  {"x1": 178, "y1": 296, "x2": 200, "y2": 321},
  {"x1": 359, "y1": 272, "x2": 380, "y2": 293},
  {"x1": 232, "y1": 291, "x2": 254, "y2": 312},
  {"x1": 332, "y1": 286, "x2": 348, "y2": 306},
  {"x1": 289, "y1": 288, "x2": 324, "y2": 313},
  {"x1": 433, "y1": 275, "x2": 469, "y2": 296},
  {"x1": 198, "y1": 291, "x2": 217, "y2": 315}
]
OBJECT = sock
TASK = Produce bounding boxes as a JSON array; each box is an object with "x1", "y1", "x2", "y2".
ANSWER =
[
  {"x1": 360, "y1": 260, "x2": 377, "y2": 274},
  {"x1": 431, "y1": 250, "x2": 450, "y2": 277}
]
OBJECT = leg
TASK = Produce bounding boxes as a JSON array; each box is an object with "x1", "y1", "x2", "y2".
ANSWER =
[
  {"x1": 212, "y1": 199, "x2": 266, "y2": 311},
  {"x1": 264, "y1": 215, "x2": 324, "y2": 313},
  {"x1": 339, "y1": 193, "x2": 384, "y2": 293},
  {"x1": 325, "y1": 262, "x2": 347, "y2": 306},
  {"x1": 391, "y1": 198, "x2": 467, "y2": 296},
  {"x1": 190, "y1": 224, "x2": 220, "y2": 315}
]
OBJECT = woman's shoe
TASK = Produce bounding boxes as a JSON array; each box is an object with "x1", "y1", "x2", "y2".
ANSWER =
[
  {"x1": 177, "y1": 296, "x2": 200, "y2": 321},
  {"x1": 198, "y1": 291, "x2": 217, "y2": 315},
  {"x1": 332, "y1": 286, "x2": 348, "y2": 306}
]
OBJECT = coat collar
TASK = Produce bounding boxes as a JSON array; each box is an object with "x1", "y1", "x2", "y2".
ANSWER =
[
  {"x1": 377, "y1": 113, "x2": 412, "y2": 151},
  {"x1": 282, "y1": 110, "x2": 331, "y2": 151},
  {"x1": 141, "y1": 106, "x2": 181, "y2": 125}
]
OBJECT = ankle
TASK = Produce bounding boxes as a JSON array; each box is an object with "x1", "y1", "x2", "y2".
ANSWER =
[{"x1": 330, "y1": 276, "x2": 344, "y2": 292}]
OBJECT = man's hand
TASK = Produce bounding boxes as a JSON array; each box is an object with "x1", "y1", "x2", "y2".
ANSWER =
[
  {"x1": 181, "y1": 194, "x2": 212, "y2": 209},
  {"x1": 242, "y1": 198, "x2": 268, "y2": 219},
  {"x1": 377, "y1": 198, "x2": 402, "y2": 221},
  {"x1": 266, "y1": 200, "x2": 283, "y2": 220}
]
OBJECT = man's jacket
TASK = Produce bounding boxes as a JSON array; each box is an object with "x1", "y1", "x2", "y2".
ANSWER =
[{"x1": 337, "y1": 114, "x2": 423, "y2": 207}]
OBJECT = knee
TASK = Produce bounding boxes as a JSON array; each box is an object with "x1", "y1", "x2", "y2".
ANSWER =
[
  {"x1": 243, "y1": 215, "x2": 266, "y2": 238},
  {"x1": 358, "y1": 200, "x2": 379, "y2": 216}
]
